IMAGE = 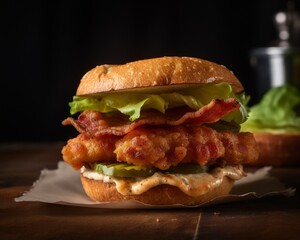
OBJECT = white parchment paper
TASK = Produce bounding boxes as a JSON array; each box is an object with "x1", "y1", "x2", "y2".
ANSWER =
[{"x1": 15, "y1": 161, "x2": 296, "y2": 209}]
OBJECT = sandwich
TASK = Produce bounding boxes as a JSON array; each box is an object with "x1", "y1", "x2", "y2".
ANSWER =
[
  {"x1": 61, "y1": 56, "x2": 259, "y2": 206},
  {"x1": 241, "y1": 84, "x2": 300, "y2": 166}
]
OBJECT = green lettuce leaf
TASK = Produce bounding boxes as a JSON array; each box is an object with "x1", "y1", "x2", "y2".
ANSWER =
[
  {"x1": 69, "y1": 83, "x2": 249, "y2": 123},
  {"x1": 241, "y1": 84, "x2": 300, "y2": 133},
  {"x1": 70, "y1": 94, "x2": 167, "y2": 121}
]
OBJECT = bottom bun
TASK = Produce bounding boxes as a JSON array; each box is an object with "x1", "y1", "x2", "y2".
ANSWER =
[
  {"x1": 80, "y1": 173, "x2": 235, "y2": 206},
  {"x1": 250, "y1": 133, "x2": 300, "y2": 166}
]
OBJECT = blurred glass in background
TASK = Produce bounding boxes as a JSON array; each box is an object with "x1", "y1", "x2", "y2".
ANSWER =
[{"x1": 250, "y1": 0, "x2": 300, "y2": 102}]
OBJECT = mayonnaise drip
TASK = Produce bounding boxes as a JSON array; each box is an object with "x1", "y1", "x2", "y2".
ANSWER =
[{"x1": 81, "y1": 165, "x2": 245, "y2": 197}]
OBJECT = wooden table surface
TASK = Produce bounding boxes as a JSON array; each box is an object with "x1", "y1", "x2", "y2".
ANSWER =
[{"x1": 1, "y1": 142, "x2": 299, "y2": 240}]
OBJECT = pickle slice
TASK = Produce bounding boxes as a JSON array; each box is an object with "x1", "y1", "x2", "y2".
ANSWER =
[
  {"x1": 93, "y1": 163, "x2": 156, "y2": 178},
  {"x1": 92, "y1": 163, "x2": 207, "y2": 178}
]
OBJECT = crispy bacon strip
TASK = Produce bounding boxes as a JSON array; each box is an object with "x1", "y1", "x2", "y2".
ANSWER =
[{"x1": 62, "y1": 98, "x2": 240, "y2": 136}]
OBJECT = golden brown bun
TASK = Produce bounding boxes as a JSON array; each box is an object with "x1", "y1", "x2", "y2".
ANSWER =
[
  {"x1": 80, "y1": 173, "x2": 234, "y2": 206},
  {"x1": 76, "y1": 56, "x2": 244, "y2": 96},
  {"x1": 248, "y1": 133, "x2": 300, "y2": 166}
]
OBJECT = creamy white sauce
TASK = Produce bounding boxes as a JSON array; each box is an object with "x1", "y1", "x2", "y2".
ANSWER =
[{"x1": 81, "y1": 165, "x2": 245, "y2": 197}]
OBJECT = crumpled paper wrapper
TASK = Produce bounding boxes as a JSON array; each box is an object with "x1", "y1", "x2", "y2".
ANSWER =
[{"x1": 15, "y1": 161, "x2": 296, "y2": 209}]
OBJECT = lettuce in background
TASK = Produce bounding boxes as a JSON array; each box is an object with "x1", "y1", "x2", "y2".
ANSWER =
[{"x1": 241, "y1": 84, "x2": 300, "y2": 133}]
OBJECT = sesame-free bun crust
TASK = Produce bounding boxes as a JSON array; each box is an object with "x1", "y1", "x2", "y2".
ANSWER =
[
  {"x1": 249, "y1": 133, "x2": 300, "y2": 166},
  {"x1": 80, "y1": 173, "x2": 235, "y2": 206},
  {"x1": 76, "y1": 56, "x2": 244, "y2": 96}
]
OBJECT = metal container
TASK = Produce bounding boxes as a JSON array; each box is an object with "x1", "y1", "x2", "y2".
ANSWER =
[{"x1": 249, "y1": 47, "x2": 300, "y2": 101}]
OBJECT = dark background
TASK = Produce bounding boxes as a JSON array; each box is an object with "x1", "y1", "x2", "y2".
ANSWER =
[{"x1": 1, "y1": 0, "x2": 299, "y2": 142}]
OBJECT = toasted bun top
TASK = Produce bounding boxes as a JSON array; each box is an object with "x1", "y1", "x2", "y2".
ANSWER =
[{"x1": 76, "y1": 56, "x2": 244, "y2": 96}]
